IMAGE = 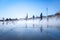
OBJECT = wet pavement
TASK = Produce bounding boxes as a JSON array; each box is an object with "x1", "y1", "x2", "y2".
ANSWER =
[{"x1": 0, "y1": 19, "x2": 60, "y2": 40}]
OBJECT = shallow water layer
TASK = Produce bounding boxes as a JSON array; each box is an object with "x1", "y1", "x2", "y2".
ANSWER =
[{"x1": 0, "y1": 18, "x2": 60, "y2": 40}]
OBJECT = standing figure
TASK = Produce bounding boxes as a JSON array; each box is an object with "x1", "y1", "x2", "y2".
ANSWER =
[
  {"x1": 32, "y1": 15, "x2": 35, "y2": 20},
  {"x1": 40, "y1": 13, "x2": 43, "y2": 20},
  {"x1": 25, "y1": 14, "x2": 28, "y2": 21},
  {"x1": 2, "y1": 18, "x2": 4, "y2": 24}
]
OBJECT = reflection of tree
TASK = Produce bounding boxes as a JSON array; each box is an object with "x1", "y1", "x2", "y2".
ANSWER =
[
  {"x1": 2, "y1": 21, "x2": 16, "y2": 25},
  {"x1": 12, "y1": 21, "x2": 15, "y2": 25},
  {"x1": 6, "y1": 21, "x2": 9, "y2": 25}
]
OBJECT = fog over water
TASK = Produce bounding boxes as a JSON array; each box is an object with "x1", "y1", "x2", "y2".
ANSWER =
[{"x1": 0, "y1": 17, "x2": 60, "y2": 40}]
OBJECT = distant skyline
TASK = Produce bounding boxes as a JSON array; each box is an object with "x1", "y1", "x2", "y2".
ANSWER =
[{"x1": 0, "y1": 0, "x2": 60, "y2": 18}]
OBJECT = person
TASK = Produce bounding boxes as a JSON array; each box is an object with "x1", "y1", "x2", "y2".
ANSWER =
[
  {"x1": 40, "y1": 13, "x2": 43, "y2": 20},
  {"x1": 25, "y1": 14, "x2": 28, "y2": 21},
  {"x1": 3, "y1": 18, "x2": 4, "y2": 21},
  {"x1": 2, "y1": 17, "x2": 4, "y2": 24},
  {"x1": 33, "y1": 15, "x2": 35, "y2": 20}
]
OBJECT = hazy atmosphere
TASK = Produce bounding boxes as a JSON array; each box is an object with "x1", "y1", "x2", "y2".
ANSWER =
[
  {"x1": 0, "y1": 0, "x2": 60, "y2": 18},
  {"x1": 0, "y1": 0, "x2": 60, "y2": 40}
]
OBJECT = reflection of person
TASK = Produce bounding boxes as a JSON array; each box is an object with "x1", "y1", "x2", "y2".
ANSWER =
[
  {"x1": 33, "y1": 23, "x2": 34, "y2": 28},
  {"x1": 2, "y1": 22, "x2": 4, "y2": 25},
  {"x1": 25, "y1": 23, "x2": 27, "y2": 28},
  {"x1": 40, "y1": 26, "x2": 43, "y2": 32}
]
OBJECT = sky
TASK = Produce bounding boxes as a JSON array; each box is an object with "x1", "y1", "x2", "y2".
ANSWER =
[{"x1": 0, "y1": 0, "x2": 60, "y2": 18}]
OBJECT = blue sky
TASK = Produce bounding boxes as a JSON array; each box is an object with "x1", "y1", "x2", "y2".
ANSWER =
[{"x1": 0, "y1": 0, "x2": 60, "y2": 18}]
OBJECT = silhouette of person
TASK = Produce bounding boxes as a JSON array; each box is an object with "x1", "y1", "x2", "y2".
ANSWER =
[
  {"x1": 40, "y1": 13, "x2": 43, "y2": 20},
  {"x1": 2, "y1": 18, "x2": 5, "y2": 24},
  {"x1": 3, "y1": 18, "x2": 4, "y2": 21},
  {"x1": 33, "y1": 15, "x2": 35, "y2": 20},
  {"x1": 25, "y1": 14, "x2": 28, "y2": 21}
]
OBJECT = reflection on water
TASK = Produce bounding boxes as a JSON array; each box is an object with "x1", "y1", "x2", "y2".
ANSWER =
[
  {"x1": 33, "y1": 23, "x2": 34, "y2": 28},
  {"x1": 40, "y1": 25, "x2": 43, "y2": 32},
  {"x1": 0, "y1": 19, "x2": 60, "y2": 40},
  {"x1": 25, "y1": 23, "x2": 27, "y2": 28}
]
